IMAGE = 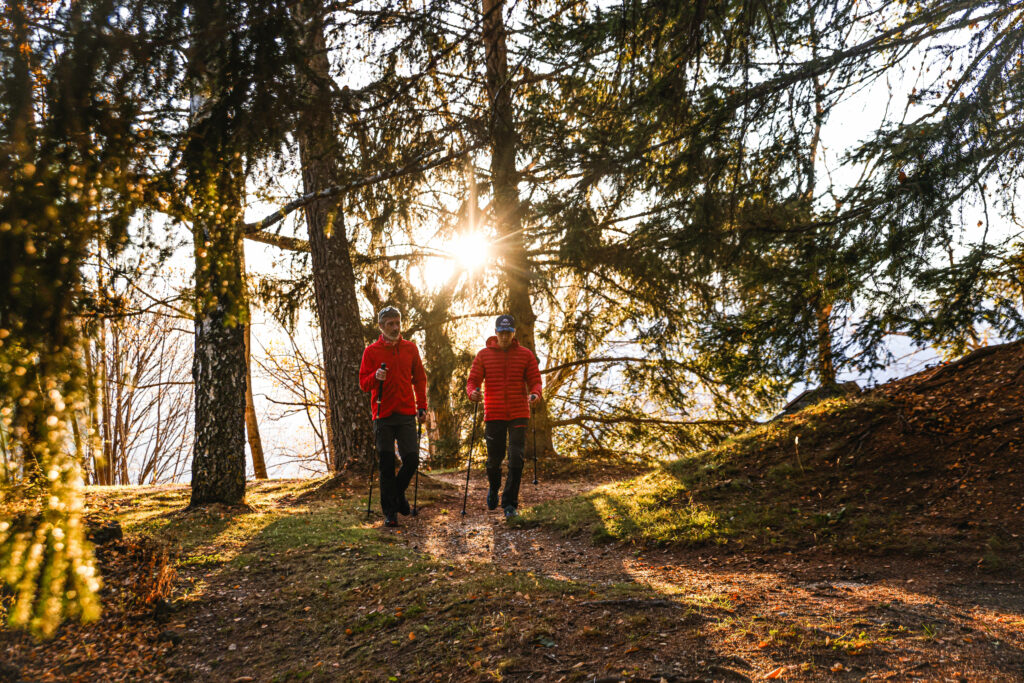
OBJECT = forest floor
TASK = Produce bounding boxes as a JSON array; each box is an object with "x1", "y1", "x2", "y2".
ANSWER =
[{"x1": 3, "y1": 342, "x2": 1024, "y2": 682}]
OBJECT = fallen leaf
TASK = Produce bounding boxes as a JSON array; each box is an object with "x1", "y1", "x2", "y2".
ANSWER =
[{"x1": 765, "y1": 666, "x2": 785, "y2": 679}]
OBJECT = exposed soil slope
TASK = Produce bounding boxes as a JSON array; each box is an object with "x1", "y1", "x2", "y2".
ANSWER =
[{"x1": 525, "y1": 340, "x2": 1024, "y2": 569}]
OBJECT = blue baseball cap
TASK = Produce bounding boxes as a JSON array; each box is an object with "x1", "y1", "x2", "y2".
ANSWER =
[{"x1": 495, "y1": 314, "x2": 515, "y2": 332}]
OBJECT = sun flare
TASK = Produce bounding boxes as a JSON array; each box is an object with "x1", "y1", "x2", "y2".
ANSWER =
[
  {"x1": 419, "y1": 231, "x2": 491, "y2": 289},
  {"x1": 450, "y1": 231, "x2": 490, "y2": 271}
]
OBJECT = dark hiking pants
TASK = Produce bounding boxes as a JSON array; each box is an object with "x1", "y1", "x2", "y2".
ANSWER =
[
  {"x1": 484, "y1": 418, "x2": 527, "y2": 509},
  {"x1": 375, "y1": 414, "x2": 419, "y2": 515}
]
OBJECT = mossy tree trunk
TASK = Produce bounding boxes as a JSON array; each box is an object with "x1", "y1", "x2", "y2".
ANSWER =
[{"x1": 186, "y1": 132, "x2": 248, "y2": 505}]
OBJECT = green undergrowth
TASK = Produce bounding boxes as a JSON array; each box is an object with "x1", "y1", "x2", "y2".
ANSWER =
[{"x1": 516, "y1": 395, "x2": 906, "y2": 551}]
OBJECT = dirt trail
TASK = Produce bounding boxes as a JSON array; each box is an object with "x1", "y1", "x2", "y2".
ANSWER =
[
  {"x1": 387, "y1": 471, "x2": 1024, "y2": 681},
  {"x1": 398, "y1": 472, "x2": 627, "y2": 582}
]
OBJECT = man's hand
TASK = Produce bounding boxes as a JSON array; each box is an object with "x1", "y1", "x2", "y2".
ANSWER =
[
  {"x1": 469, "y1": 389, "x2": 482, "y2": 402},
  {"x1": 528, "y1": 393, "x2": 540, "y2": 404},
  {"x1": 417, "y1": 409, "x2": 427, "y2": 422},
  {"x1": 375, "y1": 367, "x2": 387, "y2": 381}
]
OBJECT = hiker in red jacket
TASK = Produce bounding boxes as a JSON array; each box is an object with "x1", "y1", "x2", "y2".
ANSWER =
[
  {"x1": 466, "y1": 314, "x2": 542, "y2": 519},
  {"x1": 359, "y1": 306, "x2": 427, "y2": 527}
]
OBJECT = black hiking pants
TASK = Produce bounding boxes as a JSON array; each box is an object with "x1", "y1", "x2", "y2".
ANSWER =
[
  {"x1": 484, "y1": 418, "x2": 527, "y2": 509},
  {"x1": 375, "y1": 414, "x2": 419, "y2": 515}
]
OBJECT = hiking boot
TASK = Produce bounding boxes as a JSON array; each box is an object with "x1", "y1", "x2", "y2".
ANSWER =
[
  {"x1": 398, "y1": 495, "x2": 411, "y2": 516},
  {"x1": 384, "y1": 513, "x2": 399, "y2": 527},
  {"x1": 486, "y1": 488, "x2": 499, "y2": 510},
  {"x1": 503, "y1": 505, "x2": 518, "y2": 520}
]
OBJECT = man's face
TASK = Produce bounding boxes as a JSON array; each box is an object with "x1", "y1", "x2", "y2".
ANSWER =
[
  {"x1": 379, "y1": 315, "x2": 402, "y2": 340},
  {"x1": 496, "y1": 330, "x2": 514, "y2": 349}
]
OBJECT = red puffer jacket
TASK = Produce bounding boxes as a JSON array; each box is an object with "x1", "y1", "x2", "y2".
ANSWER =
[
  {"x1": 466, "y1": 337, "x2": 543, "y2": 421},
  {"x1": 359, "y1": 335, "x2": 427, "y2": 420}
]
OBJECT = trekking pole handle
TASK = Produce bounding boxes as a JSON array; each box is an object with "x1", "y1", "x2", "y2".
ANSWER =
[{"x1": 376, "y1": 363, "x2": 386, "y2": 406}]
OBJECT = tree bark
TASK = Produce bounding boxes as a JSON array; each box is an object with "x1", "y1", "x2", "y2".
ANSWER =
[
  {"x1": 294, "y1": 0, "x2": 374, "y2": 472},
  {"x1": 97, "y1": 321, "x2": 113, "y2": 486},
  {"x1": 805, "y1": 17, "x2": 836, "y2": 387},
  {"x1": 84, "y1": 337, "x2": 105, "y2": 485},
  {"x1": 244, "y1": 320, "x2": 268, "y2": 479},
  {"x1": 186, "y1": 141, "x2": 247, "y2": 506},
  {"x1": 480, "y1": 0, "x2": 556, "y2": 461},
  {"x1": 239, "y1": 243, "x2": 268, "y2": 479},
  {"x1": 422, "y1": 305, "x2": 460, "y2": 467}
]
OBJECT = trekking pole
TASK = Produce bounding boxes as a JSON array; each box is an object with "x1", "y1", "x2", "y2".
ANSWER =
[
  {"x1": 461, "y1": 400, "x2": 480, "y2": 516},
  {"x1": 412, "y1": 416, "x2": 421, "y2": 516},
  {"x1": 532, "y1": 403, "x2": 539, "y2": 485},
  {"x1": 366, "y1": 362, "x2": 386, "y2": 519}
]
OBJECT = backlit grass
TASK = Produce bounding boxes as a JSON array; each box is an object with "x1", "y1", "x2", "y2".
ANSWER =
[{"x1": 515, "y1": 396, "x2": 901, "y2": 549}]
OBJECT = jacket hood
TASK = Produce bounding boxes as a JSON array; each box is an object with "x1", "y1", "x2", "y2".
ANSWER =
[{"x1": 486, "y1": 335, "x2": 520, "y2": 350}]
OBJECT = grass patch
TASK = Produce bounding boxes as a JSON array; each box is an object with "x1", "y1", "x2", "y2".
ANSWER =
[
  {"x1": 517, "y1": 395, "x2": 909, "y2": 550},
  {"x1": 176, "y1": 552, "x2": 225, "y2": 569}
]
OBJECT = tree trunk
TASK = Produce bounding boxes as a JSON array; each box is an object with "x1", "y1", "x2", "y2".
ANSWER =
[
  {"x1": 97, "y1": 322, "x2": 113, "y2": 486},
  {"x1": 805, "y1": 17, "x2": 836, "y2": 387},
  {"x1": 815, "y1": 298, "x2": 837, "y2": 385},
  {"x1": 422, "y1": 309, "x2": 460, "y2": 467},
  {"x1": 244, "y1": 320, "x2": 268, "y2": 479},
  {"x1": 187, "y1": 149, "x2": 248, "y2": 506},
  {"x1": 239, "y1": 243, "x2": 268, "y2": 480},
  {"x1": 84, "y1": 338, "x2": 103, "y2": 485},
  {"x1": 294, "y1": 0, "x2": 374, "y2": 473},
  {"x1": 480, "y1": 0, "x2": 556, "y2": 461}
]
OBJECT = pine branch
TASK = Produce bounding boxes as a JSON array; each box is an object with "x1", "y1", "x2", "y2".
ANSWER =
[
  {"x1": 243, "y1": 145, "x2": 479, "y2": 234},
  {"x1": 541, "y1": 356, "x2": 654, "y2": 375},
  {"x1": 550, "y1": 415, "x2": 754, "y2": 428}
]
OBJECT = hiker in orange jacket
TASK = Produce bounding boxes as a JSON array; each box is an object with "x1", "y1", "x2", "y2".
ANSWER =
[
  {"x1": 359, "y1": 306, "x2": 427, "y2": 527},
  {"x1": 466, "y1": 314, "x2": 542, "y2": 519}
]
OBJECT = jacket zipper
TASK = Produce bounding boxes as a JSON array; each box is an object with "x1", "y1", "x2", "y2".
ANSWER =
[{"x1": 503, "y1": 347, "x2": 510, "y2": 421}]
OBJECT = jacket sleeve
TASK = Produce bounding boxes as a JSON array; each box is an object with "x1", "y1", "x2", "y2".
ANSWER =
[
  {"x1": 358, "y1": 347, "x2": 377, "y2": 393},
  {"x1": 524, "y1": 349, "x2": 543, "y2": 396},
  {"x1": 466, "y1": 350, "x2": 485, "y2": 397},
  {"x1": 412, "y1": 345, "x2": 427, "y2": 411}
]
